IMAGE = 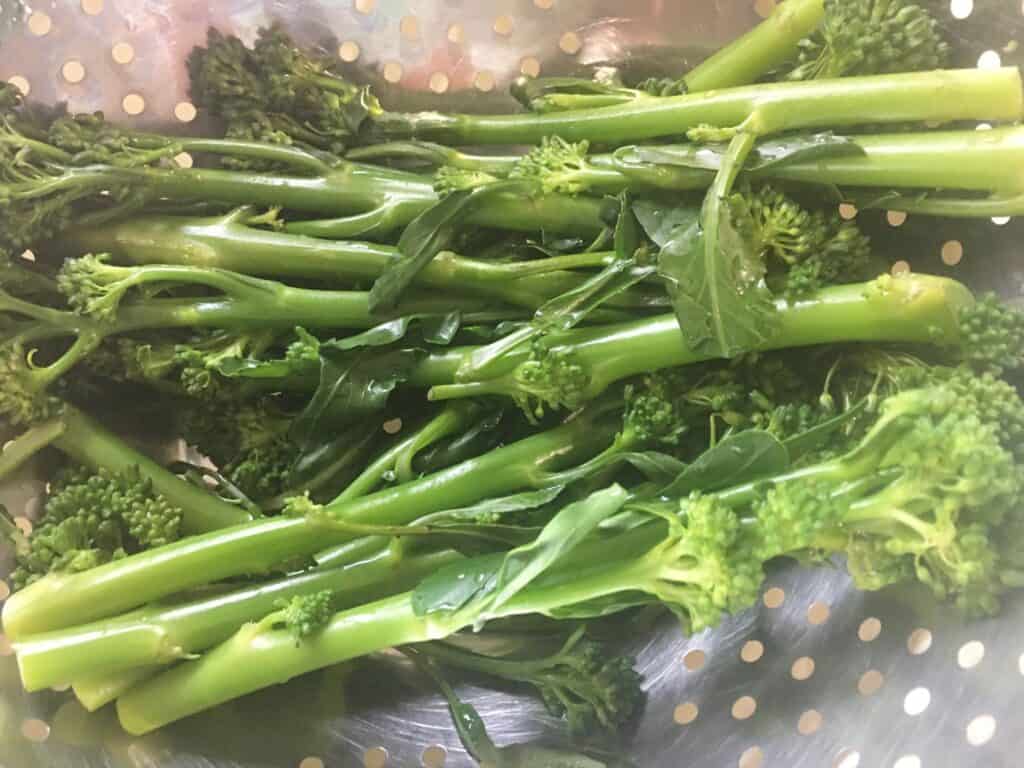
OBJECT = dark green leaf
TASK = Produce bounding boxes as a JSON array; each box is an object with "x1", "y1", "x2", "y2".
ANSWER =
[
  {"x1": 488, "y1": 485, "x2": 630, "y2": 611},
  {"x1": 613, "y1": 190, "x2": 642, "y2": 262},
  {"x1": 533, "y1": 258, "x2": 655, "y2": 334},
  {"x1": 420, "y1": 311, "x2": 462, "y2": 345},
  {"x1": 416, "y1": 485, "x2": 566, "y2": 527},
  {"x1": 369, "y1": 181, "x2": 530, "y2": 313},
  {"x1": 632, "y1": 200, "x2": 700, "y2": 248},
  {"x1": 291, "y1": 347, "x2": 423, "y2": 445},
  {"x1": 412, "y1": 552, "x2": 505, "y2": 616},
  {"x1": 783, "y1": 398, "x2": 868, "y2": 461},
  {"x1": 662, "y1": 430, "x2": 790, "y2": 497},
  {"x1": 617, "y1": 451, "x2": 688, "y2": 483}
]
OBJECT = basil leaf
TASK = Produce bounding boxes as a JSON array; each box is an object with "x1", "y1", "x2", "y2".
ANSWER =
[
  {"x1": 412, "y1": 552, "x2": 505, "y2": 616},
  {"x1": 632, "y1": 200, "x2": 700, "y2": 247}
]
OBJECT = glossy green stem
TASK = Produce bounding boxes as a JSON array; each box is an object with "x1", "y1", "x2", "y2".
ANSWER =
[
  {"x1": 0, "y1": 413, "x2": 616, "y2": 639},
  {"x1": 683, "y1": 0, "x2": 824, "y2": 92},
  {"x1": 373, "y1": 69, "x2": 1024, "y2": 145},
  {"x1": 59, "y1": 212, "x2": 612, "y2": 311},
  {"x1": 417, "y1": 275, "x2": 976, "y2": 401},
  {"x1": 15, "y1": 547, "x2": 461, "y2": 692}
]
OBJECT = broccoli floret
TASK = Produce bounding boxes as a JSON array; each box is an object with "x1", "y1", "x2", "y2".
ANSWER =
[
  {"x1": 786, "y1": 0, "x2": 950, "y2": 81},
  {"x1": 746, "y1": 185, "x2": 873, "y2": 299},
  {"x1": 273, "y1": 590, "x2": 334, "y2": 643},
  {"x1": 622, "y1": 373, "x2": 688, "y2": 446},
  {"x1": 7, "y1": 466, "x2": 183, "y2": 590},
  {"x1": 956, "y1": 293, "x2": 1024, "y2": 375},
  {"x1": 421, "y1": 626, "x2": 642, "y2": 740},
  {"x1": 510, "y1": 136, "x2": 593, "y2": 196},
  {"x1": 511, "y1": 344, "x2": 591, "y2": 422},
  {"x1": 0, "y1": 345, "x2": 64, "y2": 428},
  {"x1": 433, "y1": 166, "x2": 500, "y2": 196}
]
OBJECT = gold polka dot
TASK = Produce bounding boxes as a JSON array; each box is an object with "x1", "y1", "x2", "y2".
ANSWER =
[
  {"x1": 20, "y1": 249, "x2": 35, "y2": 262},
  {"x1": 731, "y1": 696, "x2": 757, "y2": 720},
  {"x1": 493, "y1": 15, "x2": 514, "y2": 36},
  {"x1": 978, "y1": 49, "x2": 1002, "y2": 69},
  {"x1": 674, "y1": 701, "x2": 699, "y2": 725},
  {"x1": 1017, "y1": 652, "x2": 1023, "y2": 675},
  {"x1": 791, "y1": 656, "x2": 815, "y2": 681},
  {"x1": 958, "y1": 641, "x2": 985, "y2": 669},
  {"x1": 738, "y1": 747, "x2": 763, "y2": 768},
  {"x1": 0, "y1": 580, "x2": 10, "y2": 601},
  {"x1": 907, "y1": 628, "x2": 933, "y2": 656},
  {"x1": 740, "y1": 640, "x2": 764, "y2": 663},
  {"x1": 520, "y1": 56, "x2": 541, "y2": 77},
  {"x1": 886, "y1": 210, "x2": 907, "y2": 227},
  {"x1": 966, "y1": 714, "x2": 997, "y2": 746},
  {"x1": 14, "y1": 516, "x2": 33, "y2": 536},
  {"x1": 893, "y1": 757, "x2": 921, "y2": 768},
  {"x1": 174, "y1": 152, "x2": 193, "y2": 169},
  {"x1": 400, "y1": 15, "x2": 420, "y2": 41},
  {"x1": 422, "y1": 744, "x2": 446, "y2": 767},
  {"x1": 941, "y1": 240, "x2": 964, "y2": 266},
  {"x1": 891, "y1": 260, "x2": 911, "y2": 276},
  {"x1": 111, "y1": 42, "x2": 135, "y2": 64},
  {"x1": 383, "y1": 61, "x2": 403, "y2": 83},
  {"x1": 754, "y1": 0, "x2": 778, "y2": 18},
  {"x1": 299, "y1": 758, "x2": 325, "y2": 768},
  {"x1": 0, "y1": 634, "x2": 12, "y2": 656},
  {"x1": 838, "y1": 203, "x2": 858, "y2": 220},
  {"x1": 122, "y1": 93, "x2": 145, "y2": 115},
  {"x1": 683, "y1": 649, "x2": 706, "y2": 670},
  {"x1": 62, "y1": 60, "x2": 86, "y2": 84},
  {"x1": 834, "y1": 750, "x2": 861, "y2": 768},
  {"x1": 534, "y1": 0, "x2": 555, "y2": 8},
  {"x1": 858, "y1": 617, "x2": 882, "y2": 643},
  {"x1": 429, "y1": 72, "x2": 450, "y2": 94},
  {"x1": 28, "y1": 11, "x2": 52, "y2": 36},
  {"x1": 447, "y1": 24, "x2": 465, "y2": 44},
  {"x1": 383, "y1": 418, "x2": 403, "y2": 435},
  {"x1": 951, "y1": 0, "x2": 974, "y2": 20},
  {"x1": 7, "y1": 75, "x2": 29, "y2": 96},
  {"x1": 474, "y1": 71, "x2": 495, "y2": 92},
  {"x1": 81, "y1": 0, "x2": 103, "y2": 14},
  {"x1": 173, "y1": 101, "x2": 197, "y2": 123},
  {"x1": 858, "y1": 669, "x2": 884, "y2": 696},
  {"x1": 903, "y1": 686, "x2": 930, "y2": 716},
  {"x1": 559, "y1": 31, "x2": 582, "y2": 55},
  {"x1": 355, "y1": 0, "x2": 376, "y2": 13},
  {"x1": 807, "y1": 601, "x2": 830, "y2": 625},
  {"x1": 798, "y1": 709, "x2": 823, "y2": 735},
  {"x1": 21, "y1": 718, "x2": 50, "y2": 743},
  {"x1": 763, "y1": 587, "x2": 785, "y2": 608},
  {"x1": 364, "y1": 746, "x2": 388, "y2": 768},
  {"x1": 339, "y1": 41, "x2": 361, "y2": 62}
]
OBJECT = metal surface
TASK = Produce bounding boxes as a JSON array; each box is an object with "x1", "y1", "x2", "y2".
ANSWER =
[{"x1": 2, "y1": 1, "x2": 1024, "y2": 767}]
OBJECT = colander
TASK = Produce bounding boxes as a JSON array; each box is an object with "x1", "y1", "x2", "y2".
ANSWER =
[{"x1": 1, "y1": 1, "x2": 1023, "y2": 766}]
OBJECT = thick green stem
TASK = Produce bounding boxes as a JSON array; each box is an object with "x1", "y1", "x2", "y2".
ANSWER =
[
  {"x1": 59, "y1": 213, "x2": 612, "y2": 311},
  {"x1": 373, "y1": 69, "x2": 1023, "y2": 145},
  {"x1": 74, "y1": 668, "x2": 152, "y2": 712},
  {"x1": 0, "y1": 413, "x2": 616, "y2": 639},
  {"x1": 414, "y1": 274, "x2": 977, "y2": 401},
  {"x1": 683, "y1": 0, "x2": 824, "y2": 92},
  {"x1": 14, "y1": 546, "x2": 461, "y2": 692},
  {"x1": 0, "y1": 419, "x2": 65, "y2": 482},
  {"x1": 53, "y1": 407, "x2": 252, "y2": 534}
]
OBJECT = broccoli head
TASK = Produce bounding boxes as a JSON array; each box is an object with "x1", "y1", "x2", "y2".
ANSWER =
[
  {"x1": 273, "y1": 590, "x2": 334, "y2": 643},
  {"x1": 510, "y1": 136, "x2": 593, "y2": 196}
]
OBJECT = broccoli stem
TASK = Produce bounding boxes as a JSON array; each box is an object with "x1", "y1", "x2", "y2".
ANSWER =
[
  {"x1": 0, "y1": 413, "x2": 617, "y2": 639},
  {"x1": 74, "y1": 668, "x2": 152, "y2": 712},
  {"x1": 49, "y1": 407, "x2": 252, "y2": 533},
  {"x1": 418, "y1": 274, "x2": 976, "y2": 403},
  {"x1": 58, "y1": 211, "x2": 614, "y2": 311},
  {"x1": 682, "y1": 0, "x2": 824, "y2": 92},
  {"x1": 14, "y1": 545, "x2": 462, "y2": 692},
  {"x1": 371, "y1": 69, "x2": 1023, "y2": 145},
  {"x1": 0, "y1": 418, "x2": 65, "y2": 481}
]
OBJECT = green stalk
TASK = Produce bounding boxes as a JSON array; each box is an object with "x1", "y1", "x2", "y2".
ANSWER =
[
  {"x1": 0, "y1": 413, "x2": 617, "y2": 639},
  {"x1": 0, "y1": 418, "x2": 65, "y2": 482},
  {"x1": 418, "y1": 274, "x2": 976, "y2": 402},
  {"x1": 51, "y1": 407, "x2": 252, "y2": 533},
  {"x1": 74, "y1": 668, "x2": 152, "y2": 712},
  {"x1": 57, "y1": 211, "x2": 613, "y2": 311},
  {"x1": 371, "y1": 69, "x2": 1023, "y2": 145},
  {"x1": 14, "y1": 546, "x2": 462, "y2": 692},
  {"x1": 682, "y1": 0, "x2": 824, "y2": 92}
]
